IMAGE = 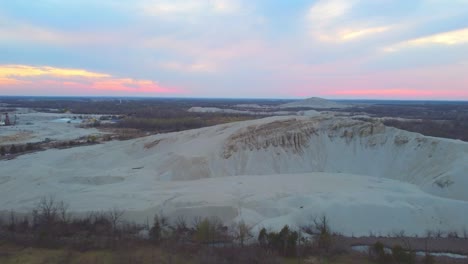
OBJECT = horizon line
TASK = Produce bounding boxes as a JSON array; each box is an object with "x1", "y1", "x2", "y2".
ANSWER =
[{"x1": 1, "y1": 95, "x2": 468, "y2": 103}]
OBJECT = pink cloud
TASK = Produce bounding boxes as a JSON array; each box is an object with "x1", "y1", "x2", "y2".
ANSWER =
[
  {"x1": 0, "y1": 77, "x2": 29, "y2": 86},
  {"x1": 0, "y1": 65, "x2": 183, "y2": 96},
  {"x1": 91, "y1": 78, "x2": 181, "y2": 93}
]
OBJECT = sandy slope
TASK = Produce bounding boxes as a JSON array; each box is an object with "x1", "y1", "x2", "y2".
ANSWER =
[{"x1": 1, "y1": 115, "x2": 467, "y2": 235}]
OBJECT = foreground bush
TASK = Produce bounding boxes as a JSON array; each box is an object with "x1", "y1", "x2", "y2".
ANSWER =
[
  {"x1": 370, "y1": 241, "x2": 417, "y2": 264},
  {"x1": 2, "y1": 201, "x2": 435, "y2": 264},
  {"x1": 258, "y1": 225, "x2": 299, "y2": 257}
]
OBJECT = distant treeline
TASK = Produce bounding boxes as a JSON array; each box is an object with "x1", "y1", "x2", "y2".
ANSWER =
[
  {"x1": 0, "y1": 97, "x2": 284, "y2": 116},
  {"x1": 345, "y1": 103, "x2": 468, "y2": 121},
  {"x1": 383, "y1": 119, "x2": 468, "y2": 142},
  {"x1": 344, "y1": 104, "x2": 468, "y2": 142}
]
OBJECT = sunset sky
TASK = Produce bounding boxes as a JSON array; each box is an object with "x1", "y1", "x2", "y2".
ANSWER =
[{"x1": 1, "y1": 0, "x2": 467, "y2": 100}]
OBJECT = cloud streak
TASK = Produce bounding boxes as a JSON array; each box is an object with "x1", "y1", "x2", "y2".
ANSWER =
[
  {"x1": 0, "y1": 65, "x2": 110, "y2": 79},
  {"x1": 340, "y1": 26, "x2": 391, "y2": 41},
  {"x1": 306, "y1": 0, "x2": 392, "y2": 43},
  {"x1": 140, "y1": 0, "x2": 243, "y2": 18},
  {"x1": 384, "y1": 28, "x2": 468, "y2": 52}
]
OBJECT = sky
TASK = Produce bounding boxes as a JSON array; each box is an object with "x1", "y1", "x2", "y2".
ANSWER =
[{"x1": 0, "y1": 0, "x2": 467, "y2": 100}]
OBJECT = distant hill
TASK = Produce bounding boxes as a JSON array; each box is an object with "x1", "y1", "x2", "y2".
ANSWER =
[{"x1": 279, "y1": 97, "x2": 350, "y2": 109}]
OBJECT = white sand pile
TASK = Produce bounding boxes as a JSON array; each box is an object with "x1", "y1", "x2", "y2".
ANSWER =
[
  {"x1": 187, "y1": 106, "x2": 293, "y2": 116},
  {"x1": 280, "y1": 97, "x2": 350, "y2": 109},
  {"x1": 1, "y1": 115, "x2": 467, "y2": 236}
]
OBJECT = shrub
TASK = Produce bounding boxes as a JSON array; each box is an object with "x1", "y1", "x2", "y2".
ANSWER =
[
  {"x1": 9, "y1": 144, "x2": 17, "y2": 154},
  {"x1": 149, "y1": 214, "x2": 169, "y2": 244},
  {"x1": 392, "y1": 244, "x2": 415, "y2": 264},
  {"x1": 372, "y1": 241, "x2": 385, "y2": 256},
  {"x1": 170, "y1": 215, "x2": 191, "y2": 243},
  {"x1": 25, "y1": 143, "x2": 34, "y2": 151},
  {"x1": 301, "y1": 215, "x2": 333, "y2": 255},
  {"x1": 194, "y1": 217, "x2": 225, "y2": 244},
  {"x1": 370, "y1": 241, "x2": 392, "y2": 264},
  {"x1": 87, "y1": 135, "x2": 97, "y2": 143},
  {"x1": 423, "y1": 254, "x2": 435, "y2": 264},
  {"x1": 258, "y1": 227, "x2": 268, "y2": 247},
  {"x1": 30, "y1": 196, "x2": 71, "y2": 246},
  {"x1": 257, "y1": 225, "x2": 299, "y2": 257},
  {"x1": 232, "y1": 220, "x2": 253, "y2": 247}
]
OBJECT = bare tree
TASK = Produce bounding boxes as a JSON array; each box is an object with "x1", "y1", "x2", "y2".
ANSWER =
[
  {"x1": 301, "y1": 215, "x2": 333, "y2": 254},
  {"x1": 38, "y1": 196, "x2": 57, "y2": 218},
  {"x1": 35, "y1": 196, "x2": 60, "y2": 226},
  {"x1": 107, "y1": 207, "x2": 125, "y2": 234},
  {"x1": 232, "y1": 220, "x2": 253, "y2": 247},
  {"x1": 31, "y1": 196, "x2": 71, "y2": 245},
  {"x1": 192, "y1": 216, "x2": 203, "y2": 229},
  {"x1": 8, "y1": 210, "x2": 17, "y2": 232},
  {"x1": 0, "y1": 212, "x2": 4, "y2": 229},
  {"x1": 172, "y1": 215, "x2": 190, "y2": 241},
  {"x1": 57, "y1": 200, "x2": 70, "y2": 223}
]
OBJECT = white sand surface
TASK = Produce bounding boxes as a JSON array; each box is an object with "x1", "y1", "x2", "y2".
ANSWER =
[
  {"x1": 1, "y1": 115, "x2": 467, "y2": 235},
  {"x1": 187, "y1": 106, "x2": 293, "y2": 116},
  {"x1": 0, "y1": 110, "x2": 104, "y2": 145}
]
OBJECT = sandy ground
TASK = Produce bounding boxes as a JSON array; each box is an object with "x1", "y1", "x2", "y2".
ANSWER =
[
  {"x1": 0, "y1": 109, "x2": 104, "y2": 145},
  {"x1": 2, "y1": 172, "x2": 468, "y2": 237}
]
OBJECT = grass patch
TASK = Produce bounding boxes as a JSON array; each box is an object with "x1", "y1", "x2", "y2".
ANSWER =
[{"x1": 0, "y1": 243, "x2": 191, "y2": 264}]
